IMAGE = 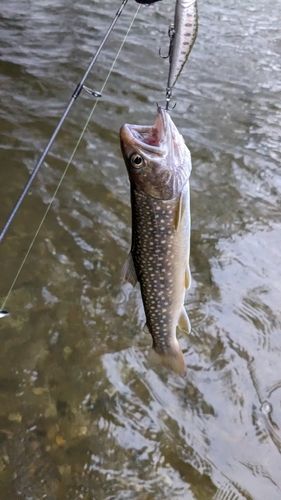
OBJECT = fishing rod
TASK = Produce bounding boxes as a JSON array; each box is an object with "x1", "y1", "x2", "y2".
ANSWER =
[
  {"x1": 0, "y1": 0, "x2": 164, "y2": 319},
  {"x1": 0, "y1": 0, "x2": 130, "y2": 246},
  {"x1": 0, "y1": 0, "x2": 147, "y2": 319}
]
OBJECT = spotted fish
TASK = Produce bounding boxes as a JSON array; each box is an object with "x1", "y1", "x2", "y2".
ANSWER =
[{"x1": 120, "y1": 107, "x2": 192, "y2": 376}]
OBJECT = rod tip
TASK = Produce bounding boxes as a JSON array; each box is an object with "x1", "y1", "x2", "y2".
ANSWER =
[{"x1": 0, "y1": 310, "x2": 9, "y2": 319}]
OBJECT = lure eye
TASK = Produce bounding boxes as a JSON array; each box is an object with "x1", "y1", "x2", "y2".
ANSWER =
[{"x1": 130, "y1": 153, "x2": 144, "y2": 168}]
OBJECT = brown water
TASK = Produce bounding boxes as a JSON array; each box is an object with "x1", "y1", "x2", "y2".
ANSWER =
[{"x1": 0, "y1": 0, "x2": 281, "y2": 498}]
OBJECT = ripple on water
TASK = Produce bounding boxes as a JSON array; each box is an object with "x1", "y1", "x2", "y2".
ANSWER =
[{"x1": 1, "y1": 0, "x2": 281, "y2": 498}]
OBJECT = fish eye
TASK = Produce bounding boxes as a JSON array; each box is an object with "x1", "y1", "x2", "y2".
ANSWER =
[{"x1": 130, "y1": 153, "x2": 143, "y2": 168}]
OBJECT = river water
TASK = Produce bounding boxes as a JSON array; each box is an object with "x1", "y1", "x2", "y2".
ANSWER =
[{"x1": 0, "y1": 0, "x2": 281, "y2": 498}]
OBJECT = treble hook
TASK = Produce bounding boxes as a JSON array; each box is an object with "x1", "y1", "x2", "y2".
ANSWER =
[
  {"x1": 159, "y1": 24, "x2": 175, "y2": 59},
  {"x1": 165, "y1": 87, "x2": 177, "y2": 111},
  {"x1": 157, "y1": 88, "x2": 176, "y2": 111},
  {"x1": 160, "y1": 24, "x2": 176, "y2": 110}
]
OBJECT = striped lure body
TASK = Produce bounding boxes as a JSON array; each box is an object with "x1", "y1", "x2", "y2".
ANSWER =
[
  {"x1": 167, "y1": 0, "x2": 198, "y2": 90},
  {"x1": 120, "y1": 108, "x2": 192, "y2": 375}
]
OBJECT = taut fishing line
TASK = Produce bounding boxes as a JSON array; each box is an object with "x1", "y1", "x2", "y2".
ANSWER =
[
  {"x1": 0, "y1": 3, "x2": 141, "y2": 314},
  {"x1": 0, "y1": 0, "x2": 131, "y2": 245}
]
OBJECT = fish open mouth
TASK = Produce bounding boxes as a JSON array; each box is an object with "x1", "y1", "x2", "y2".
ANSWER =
[{"x1": 122, "y1": 107, "x2": 169, "y2": 154}]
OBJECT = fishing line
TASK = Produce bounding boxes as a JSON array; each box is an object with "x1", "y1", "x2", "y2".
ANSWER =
[
  {"x1": 0, "y1": 0, "x2": 130, "y2": 245},
  {"x1": 0, "y1": 3, "x2": 141, "y2": 313}
]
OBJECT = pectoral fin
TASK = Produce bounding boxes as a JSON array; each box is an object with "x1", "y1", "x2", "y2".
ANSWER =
[
  {"x1": 185, "y1": 265, "x2": 192, "y2": 290},
  {"x1": 174, "y1": 189, "x2": 189, "y2": 231},
  {"x1": 121, "y1": 252, "x2": 138, "y2": 287},
  {"x1": 178, "y1": 307, "x2": 191, "y2": 333}
]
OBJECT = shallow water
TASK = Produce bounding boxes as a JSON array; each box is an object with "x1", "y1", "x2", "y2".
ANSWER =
[{"x1": 0, "y1": 0, "x2": 281, "y2": 498}]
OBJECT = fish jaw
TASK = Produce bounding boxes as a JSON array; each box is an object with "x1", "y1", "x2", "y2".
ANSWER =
[
  {"x1": 120, "y1": 107, "x2": 166, "y2": 156},
  {"x1": 120, "y1": 107, "x2": 191, "y2": 199}
]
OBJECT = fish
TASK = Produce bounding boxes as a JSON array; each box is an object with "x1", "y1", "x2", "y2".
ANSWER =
[
  {"x1": 120, "y1": 107, "x2": 192, "y2": 376},
  {"x1": 164, "y1": 0, "x2": 198, "y2": 92}
]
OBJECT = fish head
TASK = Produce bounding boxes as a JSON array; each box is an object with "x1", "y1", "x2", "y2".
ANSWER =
[{"x1": 120, "y1": 107, "x2": 191, "y2": 199}]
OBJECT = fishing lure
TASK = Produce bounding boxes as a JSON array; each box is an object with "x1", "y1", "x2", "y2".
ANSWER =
[{"x1": 161, "y1": 0, "x2": 198, "y2": 109}]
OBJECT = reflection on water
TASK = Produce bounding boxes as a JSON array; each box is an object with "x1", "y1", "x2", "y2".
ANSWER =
[{"x1": 0, "y1": 0, "x2": 281, "y2": 498}]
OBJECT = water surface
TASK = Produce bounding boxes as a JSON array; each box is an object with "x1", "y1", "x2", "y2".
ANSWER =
[{"x1": 0, "y1": 0, "x2": 281, "y2": 498}]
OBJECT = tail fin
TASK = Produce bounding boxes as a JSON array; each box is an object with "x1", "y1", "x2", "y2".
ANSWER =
[{"x1": 149, "y1": 342, "x2": 186, "y2": 376}]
